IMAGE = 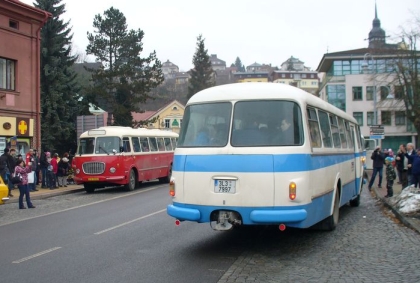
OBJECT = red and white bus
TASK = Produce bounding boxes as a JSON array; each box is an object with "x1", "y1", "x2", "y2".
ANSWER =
[{"x1": 72, "y1": 126, "x2": 178, "y2": 193}]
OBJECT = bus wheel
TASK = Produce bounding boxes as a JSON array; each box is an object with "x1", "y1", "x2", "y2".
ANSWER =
[
  {"x1": 317, "y1": 191, "x2": 340, "y2": 231},
  {"x1": 159, "y1": 165, "x2": 172, "y2": 184},
  {"x1": 125, "y1": 169, "x2": 136, "y2": 191},
  {"x1": 84, "y1": 184, "x2": 95, "y2": 194},
  {"x1": 349, "y1": 194, "x2": 360, "y2": 207}
]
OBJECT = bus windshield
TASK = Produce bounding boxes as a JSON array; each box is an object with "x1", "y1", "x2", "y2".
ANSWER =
[
  {"x1": 178, "y1": 100, "x2": 303, "y2": 147},
  {"x1": 78, "y1": 136, "x2": 121, "y2": 154}
]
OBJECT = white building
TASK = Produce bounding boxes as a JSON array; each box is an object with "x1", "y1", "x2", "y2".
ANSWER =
[{"x1": 316, "y1": 4, "x2": 417, "y2": 150}]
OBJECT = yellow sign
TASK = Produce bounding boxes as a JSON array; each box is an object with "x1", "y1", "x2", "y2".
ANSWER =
[
  {"x1": 18, "y1": 120, "x2": 27, "y2": 135},
  {"x1": 16, "y1": 118, "x2": 30, "y2": 137}
]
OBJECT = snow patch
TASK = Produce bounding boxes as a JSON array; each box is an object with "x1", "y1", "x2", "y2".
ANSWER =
[{"x1": 390, "y1": 186, "x2": 420, "y2": 214}]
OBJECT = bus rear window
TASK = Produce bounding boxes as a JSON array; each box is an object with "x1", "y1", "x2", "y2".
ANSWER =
[
  {"x1": 232, "y1": 100, "x2": 303, "y2": 147},
  {"x1": 178, "y1": 102, "x2": 232, "y2": 147}
]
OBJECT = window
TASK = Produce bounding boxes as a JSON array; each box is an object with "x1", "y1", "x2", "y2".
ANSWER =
[
  {"x1": 353, "y1": 112, "x2": 363, "y2": 126},
  {"x1": 380, "y1": 86, "x2": 390, "y2": 100},
  {"x1": 281, "y1": 74, "x2": 286, "y2": 78},
  {"x1": 366, "y1": 86, "x2": 374, "y2": 101},
  {"x1": 149, "y1": 137, "x2": 158, "y2": 151},
  {"x1": 394, "y1": 85, "x2": 404, "y2": 100},
  {"x1": 338, "y1": 118, "x2": 348, "y2": 148},
  {"x1": 157, "y1": 138, "x2": 165, "y2": 151},
  {"x1": 302, "y1": 74, "x2": 307, "y2": 78},
  {"x1": 395, "y1": 111, "x2": 406, "y2": 125},
  {"x1": 164, "y1": 119, "x2": 170, "y2": 128},
  {"x1": 307, "y1": 108, "x2": 321, "y2": 148},
  {"x1": 330, "y1": 115, "x2": 341, "y2": 148},
  {"x1": 318, "y1": 110, "x2": 332, "y2": 148},
  {"x1": 164, "y1": 138, "x2": 173, "y2": 151},
  {"x1": 0, "y1": 58, "x2": 16, "y2": 90},
  {"x1": 132, "y1": 137, "x2": 141, "y2": 152},
  {"x1": 345, "y1": 122, "x2": 354, "y2": 149},
  {"x1": 9, "y1": 20, "x2": 18, "y2": 29},
  {"x1": 352, "y1": 87, "x2": 363, "y2": 100},
  {"x1": 381, "y1": 111, "x2": 391, "y2": 125},
  {"x1": 326, "y1": 84, "x2": 346, "y2": 111},
  {"x1": 122, "y1": 137, "x2": 131, "y2": 152},
  {"x1": 140, "y1": 137, "x2": 150, "y2": 152},
  {"x1": 367, "y1": 112, "x2": 375, "y2": 126}
]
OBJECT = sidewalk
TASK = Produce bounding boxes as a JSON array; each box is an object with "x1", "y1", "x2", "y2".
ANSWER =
[
  {"x1": 6, "y1": 184, "x2": 85, "y2": 204},
  {"x1": 366, "y1": 169, "x2": 420, "y2": 234}
]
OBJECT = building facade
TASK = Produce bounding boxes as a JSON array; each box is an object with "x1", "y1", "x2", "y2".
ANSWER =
[
  {"x1": 162, "y1": 60, "x2": 179, "y2": 79},
  {"x1": 0, "y1": 0, "x2": 50, "y2": 154},
  {"x1": 316, "y1": 5, "x2": 417, "y2": 150}
]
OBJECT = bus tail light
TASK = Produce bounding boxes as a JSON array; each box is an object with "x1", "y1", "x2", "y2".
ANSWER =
[
  {"x1": 169, "y1": 179, "x2": 175, "y2": 197},
  {"x1": 289, "y1": 182, "x2": 296, "y2": 200}
]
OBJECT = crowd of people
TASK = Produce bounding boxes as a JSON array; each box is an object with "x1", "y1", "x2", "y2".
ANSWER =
[
  {"x1": 0, "y1": 148, "x2": 71, "y2": 209},
  {"x1": 368, "y1": 143, "x2": 420, "y2": 198}
]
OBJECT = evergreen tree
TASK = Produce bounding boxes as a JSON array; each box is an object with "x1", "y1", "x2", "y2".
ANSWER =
[
  {"x1": 187, "y1": 35, "x2": 214, "y2": 99},
  {"x1": 234, "y1": 57, "x2": 245, "y2": 72},
  {"x1": 34, "y1": 0, "x2": 80, "y2": 154},
  {"x1": 85, "y1": 7, "x2": 164, "y2": 126}
]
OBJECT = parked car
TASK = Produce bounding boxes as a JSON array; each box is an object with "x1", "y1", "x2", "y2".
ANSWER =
[{"x1": 0, "y1": 176, "x2": 9, "y2": 205}]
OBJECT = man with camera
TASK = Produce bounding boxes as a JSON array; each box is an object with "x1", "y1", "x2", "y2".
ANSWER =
[{"x1": 368, "y1": 146, "x2": 386, "y2": 191}]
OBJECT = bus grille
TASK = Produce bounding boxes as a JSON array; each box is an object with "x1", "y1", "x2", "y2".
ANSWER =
[{"x1": 83, "y1": 162, "x2": 105, "y2": 174}]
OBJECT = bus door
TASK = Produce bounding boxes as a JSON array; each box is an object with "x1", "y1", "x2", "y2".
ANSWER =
[
  {"x1": 364, "y1": 139, "x2": 378, "y2": 170},
  {"x1": 122, "y1": 137, "x2": 134, "y2": 176}
]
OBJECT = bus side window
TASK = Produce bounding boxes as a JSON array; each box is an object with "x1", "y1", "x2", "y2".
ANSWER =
[
  {"x1": 122, "y1": 137, "x2": 131, "y2": 152},
  {"x1": 132, "y1": 137, "x2": 141, "y2": 152},
  {"x1": 318, "y1": 110, "x2": 332, "y2": 148},
  {"x1": 157, "y1": 138, "x2": 165, "y2": 151},
  {"x1": 307, "y1": 108, "x2": 322, "y2": 148},
  {"x1": 149, "y1": 137, "x2": 158, "y2": 152},
  {"x1": 171, "y1": 138, "x2": 177, "y2": 149},
  {"x1": 164, "y1": 138, "x2": 172, "y2": 151},
  {"x1": 140, "y1": 137, "x2": 149, "y2": 152}
]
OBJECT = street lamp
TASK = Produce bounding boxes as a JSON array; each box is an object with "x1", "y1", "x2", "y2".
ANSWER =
[{"x1": 362, "y1": 53, "x2": 377, "y2": 125}]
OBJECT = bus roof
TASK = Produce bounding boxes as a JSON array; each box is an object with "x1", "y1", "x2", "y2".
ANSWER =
[
  {"x1": 187, "y1": 83, "x2": 357, "y2": 125},
  {"x1": 79, "y1": 126, "x2": 179, "y2": 138}
]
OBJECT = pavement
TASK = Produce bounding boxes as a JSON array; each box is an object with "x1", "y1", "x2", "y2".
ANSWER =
[
  {"x1": 366, "y1": 169, "x2": 420, "y2": 234},
  {"x1": 5, "y1": 183, "x2": 85, "y2": 204},
  {"x1": 4, "y1": 171, "x2": 420, "y2": 235}
]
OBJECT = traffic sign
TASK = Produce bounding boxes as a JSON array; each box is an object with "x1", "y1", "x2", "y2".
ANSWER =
[{"x1": 370, "y1": 125, "x2": 384, "y2": 136}]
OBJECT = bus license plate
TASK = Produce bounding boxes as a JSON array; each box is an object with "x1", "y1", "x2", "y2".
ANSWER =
[
  {"x1": 88, "y1": 178, "x2": 99, "y2": 181},
  {"x1": 214, "y1": 180, "x2": 236, "y2": 193}
]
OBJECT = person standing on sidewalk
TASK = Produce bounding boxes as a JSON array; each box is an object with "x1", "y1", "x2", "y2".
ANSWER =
[
  {"x1": 57, "y1": 156, "x2": 70, "y2": 187},
  {"x1": 396, "y1": 144, "x2": 408, "y2": 189},
  {"x1": 384, "y1": 157, "x2": 397, "y2": 198},
  {"x1": 14, "y1": 159, "x2": 35, "y2": 209},
  {"x1": 368, "y1": 146, "x2": 385, "y2": 190},
  {"x1": 403, "y1": 147, "x2": 420, "y2": 188},
  {"x1": 406, "y1": 143, "x2": 416, "y2": 186},
  {"x1": 40, "y1": 148, "x2": 49, "y2": 188}
]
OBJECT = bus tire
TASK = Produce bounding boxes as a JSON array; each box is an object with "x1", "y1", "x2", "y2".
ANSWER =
[
  {"x1": 84, "y1": 184, "x2": 95, "y2": 194},
  {"x1": 349, "y1": 194, "x2": 360, "y2": 207},
  {"x1": 159, "y1": 165, "x2": 172, "y2": 184},
  {"x1": 317, "y1": 190, "x2": 340, "y2": 231},
  {"x1": 125, "y1": 169, "x2": 136, "y2": 191}
]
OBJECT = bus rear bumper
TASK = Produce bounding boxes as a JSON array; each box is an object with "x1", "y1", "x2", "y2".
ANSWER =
[
  {"x1": 250, "y1": 209, "x2": 307, "y2": 223},
  {"x1": 167, "y1": 204, "x2": 200, "y2": 221}
]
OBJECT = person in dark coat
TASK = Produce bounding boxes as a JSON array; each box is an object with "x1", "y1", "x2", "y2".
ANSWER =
[
  {"x1": 40, "y1": 148, "x2": 49, "y2": 188},
  {"x1": 368, "y1": 146, "x2": 385, "y2": 190},
  {"x1": 404, "y1": 147, "x2": 420, "y2": 188},
  {"x1": 57, "y1": 156, "x2": 70, "y2": 187},
  {"x1": 395, "y1": 144, "x2": 407, "y2": 188}
]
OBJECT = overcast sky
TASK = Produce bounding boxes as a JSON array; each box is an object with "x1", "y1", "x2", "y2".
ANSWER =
[{"x1": 20, "y1": 0, "x2": 419, "y2": 71}]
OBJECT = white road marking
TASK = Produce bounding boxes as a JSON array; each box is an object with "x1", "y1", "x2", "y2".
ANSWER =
[
  {"x1": 0, "y1": 186, "x2": 163, "y2": 227},
  {"x1": 94, "y1": 209, "x2": 166, "y2": 235},
  {"x1": 12, "y1": 247, "x2": 61, "y2": 263}
]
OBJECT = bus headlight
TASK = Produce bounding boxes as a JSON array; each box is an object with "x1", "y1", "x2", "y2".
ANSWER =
[
  {"x1": 289, "y1": 182, "x2": 296, "y2": 200},
  {"x1": 169, "y1": 178, "x2": 175, "y2": 197},
  {"x1": 109, "y1": 167, "x2": 116, "y2": 173},
  {"x1": 75, "y1": 169, "x2": 80, "y2": 175}
]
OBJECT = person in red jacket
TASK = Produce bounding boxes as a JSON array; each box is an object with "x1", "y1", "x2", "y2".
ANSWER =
[{"x1": 50, "y1": 153, "x2": 59, "y2": 189}]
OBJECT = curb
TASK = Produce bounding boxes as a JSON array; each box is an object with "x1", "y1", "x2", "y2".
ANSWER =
[
  {"x1": 6, "y1": 187, "x2": 86, "y2": 204},
  {"x1": 368, "y1": 171, "x2": 420, "y2": 234}
]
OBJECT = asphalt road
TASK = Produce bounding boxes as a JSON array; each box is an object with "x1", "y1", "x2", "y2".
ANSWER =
[{"x1": 1, "y1": 181, "x2": 420, "y2": 283}]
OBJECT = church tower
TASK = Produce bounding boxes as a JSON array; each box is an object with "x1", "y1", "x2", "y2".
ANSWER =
[{"x1": 368, "y1": 2, "x2": 386, "y2": 49}]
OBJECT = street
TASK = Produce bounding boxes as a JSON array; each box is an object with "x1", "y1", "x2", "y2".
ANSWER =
[{"x1": 0, "y1": 182, "x2": 419, "y2": 283}]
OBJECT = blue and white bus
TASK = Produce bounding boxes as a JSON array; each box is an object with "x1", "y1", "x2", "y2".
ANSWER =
[{"x1": 167, "y1": 83, "x2": 365, "y2": 231}]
